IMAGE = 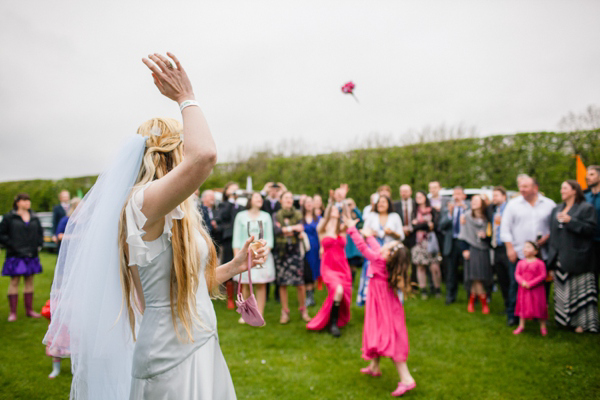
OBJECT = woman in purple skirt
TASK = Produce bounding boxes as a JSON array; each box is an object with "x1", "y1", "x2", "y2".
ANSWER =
[{"x1": 0, "y1": 193, "x2": 44, "y2": 321}]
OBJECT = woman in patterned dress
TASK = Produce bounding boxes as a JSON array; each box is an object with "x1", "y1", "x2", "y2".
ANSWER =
[{"x1": 273, "y1": 191, "x2": 311, "y2": 324}]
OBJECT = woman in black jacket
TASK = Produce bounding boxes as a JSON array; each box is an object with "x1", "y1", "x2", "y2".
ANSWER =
[
  {"x1": 548, "y1": 180, "x2": 598, "y2": 333},
  {"x1": 0, "y1": 193, "x2": 44, "y2": 321}
]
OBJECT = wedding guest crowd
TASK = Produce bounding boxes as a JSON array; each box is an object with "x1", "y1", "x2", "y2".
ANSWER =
[
  {"x1": 188, "y1": 171, "x2": 597, "y2": 336},
  {"x1": 4, "y1": 169, "x2": 598, "y2": 337}
]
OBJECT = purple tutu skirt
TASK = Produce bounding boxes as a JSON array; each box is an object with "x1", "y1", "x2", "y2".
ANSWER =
[{"x1": 2, "y1": 257, "x2": 43, "y2": 277}]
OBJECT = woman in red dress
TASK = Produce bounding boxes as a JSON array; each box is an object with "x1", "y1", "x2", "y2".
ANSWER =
[{"x1": 307, "y1": 189, "x2": 353, "y2": 337}]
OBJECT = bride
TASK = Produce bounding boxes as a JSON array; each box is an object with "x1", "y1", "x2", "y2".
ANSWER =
[{"x1": 44, "y1": 52, "x2": 267, "y2": 399}]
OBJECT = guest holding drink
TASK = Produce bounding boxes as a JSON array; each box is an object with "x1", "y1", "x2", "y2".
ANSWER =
[
  {"x1": 459, "y1": 195, "x2": 492, "y2": 314},
  {"x1": 274, "y1": 191, "x2": 311, "y2": 324},
  {"x1": 232, "y1": 192, "x2": 275, "y2": 323},
  {"x1": 548, "y1": 180, "x2": 598, "y2": 333},
  {"x1": 302, "y1": 196, "x2": 322, "y2": 307}
]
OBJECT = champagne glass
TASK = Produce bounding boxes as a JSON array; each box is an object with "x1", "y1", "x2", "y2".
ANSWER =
[{"x1": 247, "y1": 220, "x2": 264, "y2": 269}]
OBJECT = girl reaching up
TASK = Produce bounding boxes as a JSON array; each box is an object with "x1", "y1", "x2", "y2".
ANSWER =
[
  {"x1": 343, "y1": 215, "x2": 416, "y2": 397},
  {"x1": 306, "y1": 189, "x2": 353, "y2": 337}
]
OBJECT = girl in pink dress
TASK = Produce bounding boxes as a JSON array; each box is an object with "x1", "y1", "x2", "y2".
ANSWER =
[
  {"x1": 344, "y1": 216, "x2": 417, "y2": 397},
  {"x1": 513, "y1": 241, "x2": 548, "y2": 336},
  {"x1": 307, "y1": 190, "x2": 353, "y2": 337}
]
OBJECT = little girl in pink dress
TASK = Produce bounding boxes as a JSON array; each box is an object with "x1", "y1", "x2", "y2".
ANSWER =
[
  {"x1": 513, "y1": 241, "x2": 548, "y2": 336},
  {"x1": 344, "y1": 215, "x2": 416, "y2": 398}
]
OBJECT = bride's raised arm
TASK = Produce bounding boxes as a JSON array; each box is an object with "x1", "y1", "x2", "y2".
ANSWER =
[{"x1": 139, "y1": 52, "x2": 217, "y2": 233}]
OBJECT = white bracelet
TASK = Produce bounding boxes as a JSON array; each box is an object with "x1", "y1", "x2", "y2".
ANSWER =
[{"x1": 179, "y1": 100, "x2": 200, "y2": 112}]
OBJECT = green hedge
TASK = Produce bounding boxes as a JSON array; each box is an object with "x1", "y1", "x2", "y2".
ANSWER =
[
  {"x1": 1, "y1": 131, "x2": 598, "y2": 214},
  {"x1": 202, "y1": 130, "x2": 600, "y2": 206}
]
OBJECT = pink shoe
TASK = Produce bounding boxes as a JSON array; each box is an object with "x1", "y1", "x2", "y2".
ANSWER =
[
  {"x1": 360, "y1": 367, "x2": 381, "y2": 377},
  {"x1": 540, "y1": 326, "x2": 548, "y2": 336},
  {"x1": 512, "y1": 326, "x2": 525, "y2": 335},
  {"x1": 26, "y1": 310, "x2": 42, "y2": 318},
  {"x1": 7, "y1": 313, "x2": 16, "y2": 322},
  {"x1": 391, "y1": 381, "x2": 416, "y2": 397}
]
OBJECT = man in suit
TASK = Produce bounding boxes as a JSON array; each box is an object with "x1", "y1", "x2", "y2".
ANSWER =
[
  {"x1": 486, "y1": 186, "x2": 510, "y2": 312},
  {"x1": 51, "y1": 190, "x2": 70, "y2": 245},
  {"x1": 394, "y1": 184, "x2": 419, "y2": 287},
  {"x1": 428, "y1": 181, "x2": 449, "y2": 213},
  {"x1": 428, "y1": 181, "x2": 449, "y2": 260},
  {"x1": 262, "y1": 182, "x2": 284, "y2": 215},
  {"x1": 394, "y1": 184, "x2": 418, "y2": 248},
  {"x1": 439, "y1": 186, "x2": 470, "y2": 305},
  {"x1": 199, "y1": 189, "x2": 220, "y2": 245}
]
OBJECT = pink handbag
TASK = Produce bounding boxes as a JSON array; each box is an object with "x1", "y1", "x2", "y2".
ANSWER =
[{"x1": 235, "y1": 249, "x2": 265, "y2": 326}]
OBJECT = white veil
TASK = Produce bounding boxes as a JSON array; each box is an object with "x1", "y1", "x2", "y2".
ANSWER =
[{"x1": 43, "y1": 134, "x2": 147, "y2": 400}]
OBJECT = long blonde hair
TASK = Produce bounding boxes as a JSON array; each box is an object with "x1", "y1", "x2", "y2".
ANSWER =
[{"x1": 118, "y1": 117, "x2": 218, "y2": 342}]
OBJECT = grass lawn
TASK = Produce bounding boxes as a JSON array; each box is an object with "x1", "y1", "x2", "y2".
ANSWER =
[{"x1": 1, "y1": 250, "x2": 599, "y2": 399}]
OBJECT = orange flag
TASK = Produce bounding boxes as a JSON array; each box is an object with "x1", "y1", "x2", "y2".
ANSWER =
[{"x1": 576, "y1": 155, "x2": 588, "y2": 190}]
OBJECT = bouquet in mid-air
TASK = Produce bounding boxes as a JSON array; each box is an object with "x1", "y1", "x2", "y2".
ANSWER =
[{"x1": 341, "y1": 81, "x2": 358, "y2": 103}]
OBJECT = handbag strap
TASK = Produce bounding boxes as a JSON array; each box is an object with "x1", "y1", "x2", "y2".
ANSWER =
[{"x1": 237, "y1": 248, "x2": 254, "y2": 297}]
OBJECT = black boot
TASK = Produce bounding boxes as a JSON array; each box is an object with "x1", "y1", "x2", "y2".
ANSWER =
[{"x1": 329, "y1": 301, "x2": 341, "y2": 337}]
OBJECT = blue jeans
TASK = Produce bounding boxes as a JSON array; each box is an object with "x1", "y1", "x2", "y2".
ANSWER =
[{"x1": 506, "y1": 260, "x2": 519, "y2": 321}]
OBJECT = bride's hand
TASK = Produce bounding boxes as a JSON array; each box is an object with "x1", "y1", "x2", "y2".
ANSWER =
[
  {"x1": 142, "y1": 52, "x2": 195, "y2": 103},
  {"x1": 234, "y1": 237, "x2": 268, "y2": 272}
]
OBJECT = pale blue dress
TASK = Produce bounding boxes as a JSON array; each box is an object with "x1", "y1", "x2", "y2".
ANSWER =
[
  {"x1": 125, "y1": 182, "x2": 236, "y2": 399},
  {"x1": 231, "y1": 210, "x2": 275, "y2": 284}
]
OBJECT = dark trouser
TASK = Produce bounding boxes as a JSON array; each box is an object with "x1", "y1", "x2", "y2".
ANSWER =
[
  {"x1": 493, "y1": 245, "x2": 511, "y2": 310},
  {"x1": 445, "y1": 238, "x2": 463, "y2": 303},
  {"x1": 507, "y1": 259, "x2": 520, "y2": 322}
]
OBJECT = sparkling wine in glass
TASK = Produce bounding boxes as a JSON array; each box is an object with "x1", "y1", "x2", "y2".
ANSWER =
[{"x1": 247, "y1": 220, "x2": 264, "y2": 269}]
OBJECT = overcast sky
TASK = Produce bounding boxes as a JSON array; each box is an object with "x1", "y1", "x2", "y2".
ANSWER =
[{"x1": 1, "y1": 0, "x2": 599, "y2": 182}]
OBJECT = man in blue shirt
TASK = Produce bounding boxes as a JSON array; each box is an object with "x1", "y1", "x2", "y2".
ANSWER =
[{"x1": 585, "y1": 165, "x2": 600, "y2": 290}]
